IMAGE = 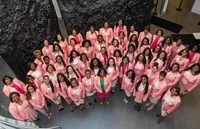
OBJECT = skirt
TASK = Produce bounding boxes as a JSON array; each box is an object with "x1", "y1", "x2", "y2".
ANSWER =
[
  {"x1": 74, "y1": 98, "x2": 84, "y2": 106},
  {"x1": 149, "y1": 95, "x2": 159, "y2": 104},
  {"x1": 86, "y1": 90, "x2": 96, "y2": 97},
  {"x1": 134, "y1": 97, "x2": 143, "y2": 103},
  {"x1": 124, "y1": 89, "x2": 132, "y2": 97},
  {"x1": 64, "y1": 97, "x2": 73, "y2": 105},
  {"x1": 97, "y1": 92, "x2": 110, "y2": 99},
  {"x1": 26, "y1": 107, "x2": 38, "y2": 121},
  {"x1": 37, "y1": 105, "x2": 49, "y2": 116},
  {"x1": 111, "y1": 80, "x2": 117, "y2": 88}
]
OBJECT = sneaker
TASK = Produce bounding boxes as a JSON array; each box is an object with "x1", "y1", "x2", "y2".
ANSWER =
[{"x1": 145, "y1": 102, "x2": 152, "y2": 107}]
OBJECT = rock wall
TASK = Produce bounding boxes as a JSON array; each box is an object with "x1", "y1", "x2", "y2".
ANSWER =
[{"x1": 58, "y1": 0, "x2": 154, "y2": 36}]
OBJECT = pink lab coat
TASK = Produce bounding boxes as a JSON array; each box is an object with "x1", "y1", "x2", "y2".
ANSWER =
[
  {"x1": 113, "y1": 57, "x2": 122, "y2": 67},
  {"x1": 165, "y1": 71, "x2": 181, "y2": 89},
  {"x1": 67, "y1": 44, "x2": 81, "y2": 56},
  {"x1": 146, "y1": 69, "x2": 159, "y2": 85},
  {"x1": 132, "y1": 61, "x2": 148, "y2": 79},
  {"x1": 171, "y1": 55, "x2": 189, "y2": 72},
  {"x1": 161, "y1": 90, "x2": 181, "y2": 115},
  {"x1": 123, "y1": 50, "x2": 137, "y2": 64},
  {"x1": 44, "y1": 71, "x2": 58, "y2": 82},
  {"x1": 93, "y1": 41, "x2": 108, "y2": 54},
  {"x1": 80, "y1": 47, "x2": 94, "y2": 59},
  {"x1": 68, "y1": 83, "x2": 85, "y2": 102},
  {"x1": 137, "y1": 45, "x2": 151, "y2": 53},
  {"x1": 82, "y1": 75, "x2": 96, "y2": 93},
  {"x1": 56, "y1": 82, "x2": 72, "y2": 104},
  {"x1": 41, "y1": 81, "x2": 59, "y2": 101},
  {"x1": 99, "y1": 28, "x2": 114, "y2": 44},
  {"x1": 3, "y1": 78, "x2": 25, "y2": 97},
  {"x1": 34, "y1": 57, "x2": 44, "y2": 69},
  {"x1": 116, "y1": 37, "x2": 128, "y2": 51},
  {"x1": 119, "y1": 63, "x2": 133, "y2": 78},
  {"x1": 27, "y1": 67, "x2": 44, "y2": 83},
  {"x1": 54, "y1": 62, "x2": 67, "y2": 74},
  {"x1": 113, "y1": 25, "x2": 128, "y2": 38},
  {"x1": 106, "y1": 66, "x2": 119, "y2": 81},
  {"x1": 162, "y1": 45, "x2": 173, "y2": 60},
  {"x1": 51, "y1": 51, "x2": 66, "y2": 63},
  {"x1": 108, "y1": 46, "x2": 123, "y2": 58},
  {"x1": 94, "y1": 75, "x2": 111, "y2": 93},
  {"x1": 68, "y1": 33, "x2": 83, "y2": 45},
  {"x1": 42, "y1": 60, "x2": 55, "y2": 73},
  {"x1": 77, "y1": 60, "x2": 90, "y2": 77},
  {"x1": 150, "y1": 78, "x2": 167, "y2": 99},
  {"x1": 58, "y1": 40, "x2": 68, "y2": 56},
  {"x1": 96, "y1": 53, "x2": 108, "y2": 66},
  {"x1": 149, "y1": 57, "x2": 167, "y2": 72},
  {"x1": 188, "y1": 52, "x2": 200, "y2": 67},
  {"x1": 42, "y1": 45, "x2": 53, "y2": 60},
  {"x1": 138, "y1": 32, "x2": 153, "y2": 44},
  {"x1": 86, "y1": 31, "x2": 99, "y2": 45},
  {"x1": 121, "y1": 75, "x2": 136, "y2": 93},
  {"x1": 128, "y1": 31, "x2": 138, "y2": 39},
  {"x1": 66, "y1": 72, "x2": 81, "y2": 82}
]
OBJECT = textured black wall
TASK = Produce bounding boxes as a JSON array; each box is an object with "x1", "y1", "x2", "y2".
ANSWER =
[
  {"x1": 0, "y1": 0, "x2": 59, "y2": 80},
  {"x1": 58, "y1": 0, "x2": 154, "y2": 36}
]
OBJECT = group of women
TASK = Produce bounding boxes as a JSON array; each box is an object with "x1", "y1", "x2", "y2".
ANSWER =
[{"x1": 2, "y1": 19, "x2": 200, "y2": 124}]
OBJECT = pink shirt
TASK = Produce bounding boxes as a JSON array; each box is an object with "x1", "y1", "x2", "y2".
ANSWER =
[
  {"x1": 151, "y1": 35, "x2": 164, "y2": 48},
  {"x1": 165, "y1": 71, "x2": 181, "y2": 88},
  {"x1": 67, "y1": 44, "x2": 81, "y2": 56},
  {"x1": 99, "y1": 28, "x2": 114, "y2": 44},
  {"x1": 56, "y1": 82, "x2": 72, "y2": 104},
  {"x1": 138, "y1": 32, "x2": 153, "y2": 44},
  {"x1": 121, "y1": 75, "x2": 136, "y2": 93},
  {"x1": 188, "y1": 52, "x2": 200, "y2": 67},
  {"x1": 68, "y1": 83, "x2": 85, "y2": 102},
  {"x1": 162, "y1": 45, "x2": 173, "y2": 59},
  {"x1": 58, "y1": 40, "x2": 68, "y2": 55},
  {"x1": 77, "y1": 60, "x2": 90, "y2": 76},
  {"x1": 27, "y1": 67, "x2": 44, "y2": 82},
  {"x1": 82, "y1": 75, "x2": 96, "y2": 93},
  {"x1": 41, "y1": 81, "x2": 59, "y2": 100},
  {"x1": 171, "y1": 55, "x2": 189, "y2": 72},
  {"x1": 150, "y1": 78, "x2": 167, "y2": 98},
  {"x1": 149, "y1": 57, "x2": 166, "y2": 72},
  {"x1": 106, "y1": 66, "x2": 119, "y2": 81},
  {"x1": 108, "y1": 46, "x2": 123, "y2": 58},
  {"x1": 80, "y1": 47, "x2": 94, "y2": 59},
  {"x1": 119, "y1": 63, "x2": 133, "y2": 78},
  {"x1": 68, "y1": 33, "x2": 83, "y2": 45},
  {"x1": 129, "y1": 31, "x2": 138, "y2": 39},
  {"x1": 42, "y1": 45, "x2": 53, "y2": 60},
  {"x1": 86, "y1": 31, "x2": 99, "y2": 45},
  {"x1": 113, "y1": 57, "x2": 122, "y2": 67},
  {"x1": 116, "y1": 37, "x2": 128, "y2": 51},
  {"x1": 123, "y1": 50, "x2": 137, "y2": 63},
  {"x1": 114, "y1": 25, "x2": 128, "y2": 38},
  {"x1": 51, "y1": 51, "x2": 65, "y2": 63},
  {"x1": 93, "y1": 41, "x2": 108, "y2": 54},
  {"x1": 133, "y1": 61, "x2": 147, "y2": 79},
  {"x1": 146, "y1": 69, "x2": 159, "y2": 85},
  {"x1": 96, "y1": 53, "x2": 108, "y2": 66},
  {"x1": 54, "y1": 62, "x2": 67, "y2": 74},
  {"x1": 42, "y1": 60, "x2": 54, "y2": 73}
]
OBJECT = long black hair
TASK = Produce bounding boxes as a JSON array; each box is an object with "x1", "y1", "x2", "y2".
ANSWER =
[
  {"x1": 154, "y1": 51, "x2": 167, "y2": 66},
  {"x1": 112, "y1": 39, "x2": 119, "y2": 47},
  {"x1": 25, "y1": 75, "x2": 34, "y2": 84},
  {"x1": 70, "y1": 38, "x2": 78, "y2": 45},
  {"x1": 169, "y1": 63, "x2": 180, "y2": 72},
  {"x1": 97, "y1": 67, "x2": 107, "y2": 77},
  {"x1": 114, "y1": 49, "x2": 122, "y2": 57},
  {"x1": 178, "y1": 49, "x2": 189, "y2": 58},
  {"x1": 55, "y1": 33, "x2": 64, "y2": 42},
  {"x1": 143, "y1": 47, "x2": 153, "y2": 63},
  {"x1": 188, "y1": 44, "x2": 200, "y2": 53},
  {"x1": 57, "y1": 73, "x2": 71, "y2": 88},
  {"x1": 126, "y1": 70, "x2": 135, "y2": 83},
  {"x1": 120, "y1": 56, "x2": 130, "y2": 67},
  {"x1": 141, "y1": 37, "x2": 150, "y2": 46},
  {"x1": 80, "y1": 53, "x2": 89, "y2": 62},
  {"x1": 134, "y1": 53, "x2": 146, "y2": 67},
  {"x1": 69, "y1": 50, "x2": 80, "y2": 63},
  {"x1": 90, "y1": 58, "x2": 103, "y2": 71},
  {"x1": 26, "y1": 84, "x2": 36, "y2": 100},
  {"x1": 2, "y1": 75, "x2": 14, "y2": 85},
  {"x1": 53, "y1": 43, "x2": 64, "y2": 54},
  {"x1": 66, "y1": 65, "x2": 79, "y2": 78},
  {"x1": 27, "y1": 62, "x2": 37, "y2": 70},
  {"x1": 101, "y1": 46, "x2": 108, "y2": 58},
  {"x1": 56, "y1": 55, "x2": 66, "y2": 67},
  {"x1": 152, "y1": 45, "x2": 162, "y2": 53},
  {"x1": 43, "y1": 75, "x2": 55, "y2": 93},
  {"x1": 46, "y1": 64, "x2": 56, "y2": 73},
  {"x1": 106, "y1": 57, "x2": 117, "y2": 71},
  {"x1": 115, "y1": 19, "x2": 125, "y2": 28},
  {"x1": 135, "y1": 75, "x2": 149, "y2": 95},
  {"x1": 129, "y1": 34, "x2": 139, "y2": 49},
  {"x1": 161, "y1": 36, "x2": 173, "y2": 47},
  {"x1": 82, "y1": 39, "x2": 92, "y2": 47},
  {"x1": 126, "y1": 44, "x2": 136, "y2": 54}
]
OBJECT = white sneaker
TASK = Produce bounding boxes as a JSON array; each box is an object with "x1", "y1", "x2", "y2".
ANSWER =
[{"x1": 124, "y1": 98, "x2": 128, "y2": 103}]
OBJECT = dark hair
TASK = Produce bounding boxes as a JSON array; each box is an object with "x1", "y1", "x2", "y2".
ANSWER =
[
  {"x1": 66, "y1": 65, "x2": 79, "y2": 78},
  {"x1": 43, "y1": 56, "x2": 50, "y2": 60},
  {"x1": 153, "y1": 62, "x2": 159, "y2": 69},
  {"x1": 85, "y1": 69, "x2": 91, "y2": 74},
  {"x1": 97, "y1": 67, "x2": 107, "y2": 77},
  {"x1": 70, "y1": 38, "x2": 78, "y2": 45},
  {"x1": 154, "y1": 51, "x2": 167, "y2": 66},
  {"x1": 143, "y1": 47, "x2": 153, "y2": 63},
  {"x1": 112, "y1": 39, "x2": 119, "y2": 47},
  {"x1": 103, "y1": 21, "x2": 109, "y2": 27},
  {"x1": 129, "y1": 34, "x2": 139, "y2": 48},
  {"x1": 70, "y1": 78, "x2": 79, "y2": 87},
  {"x1": 9, "y1": 92, "x2": 20, "y2": 103},
  {"x1": 25, "y1": 75, "x2": 34, "y2": 84},
  {"x1": 26, "y1": 84, "x2": 36, "y2": 100},
  {"x1": 90, "y1": 58, "x2": 103, "y2": 71},
  {"x1": 43, "y1": 75, "x2": 55, "y2": 93},
  {"x1": 114, "y1": 49, "x2": 122, "y2": 57},
  {"x1": 46, "y1": 64, "x2": 56, "y2": 72},
  {"x1": 170, "y1": 87, "x2": 181, "y2": 96},
  {"x1": 178, "y1": 49, "x2": 189, "y2": 58},
  {"x1": 185, "y1": 63, "x2": 200, "y2": 75},
  {"x1": 100, "y1": 46, "x2": 108, "y2": 58},
  {"x1": 97, "y1": 35, "x2": 105, "y2": 43},
  {"x1": 2, "y1": 75, "x2": 14, "y2": 85},
  {"x1": 119, "y1": 31, "x2": 125, "y2": 37},
  {"x1": 126, "y1": 44, "x2": 136, "y2": 53},
  {"x1": 152, "y1": 45, "x2": 162, "y2": 53},
  {"x1": 27, "y1": 62, "x2": 37, "y2": 70},
  {"x1": 57, "y1": 73, "x2": 71, "y2": 88},
  {"x1": 188, "y1": 44, "x2": 200, "y2": 53},
  {"x1": 141, "y1": 37, "x2": 150, "y2": 46},
  {"x1": 82, "y1": 39, "x2": 92, "y2": 47},
  {"x1": 176, "y1": 37, "x2": 184, "y2": 42},
  {"x1": 116, "y1": 19, "x2": 124, "y2": 28},
  {"x1": 126, "y1": 70, "x2": 135, "y2": 83},
  {"x1": 135, "y1": 75, "x2": 149, "y2": 94},
  {"x1": 53, "y1": 43, "x2": 64, "y2": 54},
  {"x1": 159, "y1": 71, "x2": 167, "y2": 77},
  {"x1": 144, "y1": 26, "x2": 150, "y2": 31},
  {"x1": 169, "y1": 63, "x2": 180, "y2": 72},
  {"x1": 71, "y1": 29, "x2": 79, "y2": 35},
  {"x1": 69, "y1": 50, "x2": 80, "y2": 63},
  {"x1": 80, "y1": 53, "x2": 89, "y2": 61},
  {"x1": 161, "y1": 36, "x2": 173, "y2": 47},
  {"x1": 56, "y1": 55, "x2": 66, "y2": 67},
  {"x1": 120, "y1": 56, "x2": 130, "y2": 67},
  {"x1": 134, "y1": 53, "x2": 146, "y2": 67},
  {"x1": 106, "y1": 57, "x2": 117, "y2": 71},
  {"x1": 56, "y1": 33, "x2": 64, "y2": 42},
  {"x1": 155, "y1": 29, "x2": 164, "y2": 36}
]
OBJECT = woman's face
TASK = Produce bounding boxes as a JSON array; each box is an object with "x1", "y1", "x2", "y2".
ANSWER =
[
  {"x1": 109, "y1": 59, "x2": 114, "y2": 66},
  {"x1": 166, "y1": 38, "x2": 171, "y2": 44},
  {"x1": 93, "y1": 60, "x2": 98, "y2": 66},
  {"x1": 118, "y1": 20, "x2": 123, "y2": 26},
  {"x1": 139, "y1": 54, "x2": 144, "y2": 61},
  {"x1": 141, "y1": 77, "x2": 147, "y2": 84},
  {"x1": 192, "y1": 45, "x2": 198, "y2": 52},
  {"x1": 113, "y1": 40, "x2": 118, "y2": 46},
  {"x1": 177, "y1": 39, "x2": 182, "y2": 46},
  {"x1": 157, "y1": 31, "x2": 162, "y2": 36},
  {"x1": 144, "y1": 29, "x2": 149, "y2": 34},
  {"x1": 143, "y1": 39, "x2": 148, "y2": 45},
  {"x1": 68, "y1": 67, "x2": 73, "y2": 74},
  {"x1": 127, "y1": 71, "x2": 133, "y2": 78},
  {"x1": 104, "y1": 22, "x2": 109, "y2": 28},
  {"x1": 56, "y1": 56, "x2": 62, "y2": 63},
  {"x1": 171, "y1": 88, "x2": 178, "y2": 96},
  {"x1": 181, "y1": 50, "x2": 188, "y2": 57},
  {"x1": 71, "y1": 80, "x2": 77, "y2": 87},
  {"x1": 57, "y1": 35, "x2": 62, "y2": 41},
  {"x1": 35, "y1": 53, "x2": 41, "y2": 59},
  {"x1": 155, "y1": 46, "x2": 161, "y2": 52},
  {"x1": 101, "y1": 48, "x2": 106, "y2": 54},
  {"x1": 72, "y1": 30, "x2": 77, "y2": 36},
  {"x1": 85, "y1": 71, "x2": 91, "y2": 78},
  {"x1": 85, "y1": 42, "x2": 89, "y2": 47},
  {"x1": 44, "y1": 58, "x2": 49, "y2": 64},
  {"x1": 70, "y1": 39, "x2": 75, "y2": 46},
  {"x1": 47, "y1": 66, "x2": 54, "y2": 73},
  {"x1": 131, "y1": 35, "x2": 136, "y2": 41},
  {"x1": 172, "y1": 64, "x2": 179, "y2": 72},
  {"x1": 12, "y1": 94, "x2": 20, "y2": 103},
  {"x1": 145, "y1": 49, "x2": 150, "y2": 55},
  {"x1": 90, "y1": 26, "x2": 95, "y2": 32},
  {"x1": 119, "y1": 32, "x2": 124, "y2": 38},
  {"x1": 100, "y1": 70, "x2": 105, "y2": 77},
  {"x1": 159, "y1": 52, "x2": 165, "y2": 59},
  {"x1": 58, "y1": 75, "x2": 64, "y2": 82},
  {"x1": 98, "y1": 36, "x2": 103, "y2": 42},
  {"x1": 159, "y1": 75, "x2": 165, "y2": 81},
  {"x1": 72, "y1": 52, "x2": 77, "y2": 58},
  {"x1": 44, "y1": 40, "x2": 49, "y2": 47},
  {"x1": 115, "y1": 52, "x2": 120, "y2": 57},
  {"x1": 55, "y1": 45, "x2": 59, "y2": 51},
  {"x1": 28, "y1": 86, "x2": 35, "y2": 94},
  {"x1": 130, "y1": 26, "x2": 135, "y2": 31},
  {"x1": 43, "y1": 77, "x2": 50, "y2": 84},
  {"x1": 82, "y1": 55, "x2": 87, "y2": 61},
  {"x1": 5, "y1": 78, "x2": 12, "y2": 85},
  {"x1": 30, "y1": 63, "x2": 36, "y2": 70},
  {"x1": 123, "y1": 58, "x2": 128, "y2": 64},
  {"x1": 128, "y1": 47, "x2": 134, "y2": 53},
  {"x1": 28, "y1": 77, "x2": 34, "y2": 84},
  {"x1": 192, "y1": 66, "x2": 200, "y2": 73},
  {"x1": 152, "y1": 66, "x2": 158, "y2": 73}
]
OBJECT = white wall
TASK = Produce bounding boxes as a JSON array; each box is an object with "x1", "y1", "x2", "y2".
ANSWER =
[{"x1": 191, "y1": 0, "x2": 200, "y2": 15}]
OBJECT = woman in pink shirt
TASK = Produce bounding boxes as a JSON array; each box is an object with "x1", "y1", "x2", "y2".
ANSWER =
[
  {"x1": 68, "y1": 29, "x2": 83, "y2": 45},
  {"x1": 54, "y1": 55, "x2": 67, "y2": 74},
  {"x1": 56, "y1": 73, "x2": 74, "y2": 112},
  {"x1": 51, "y1": 43, "x2": 66, "y2": 63},
  {"x1": 157, "y1": 87, "x2": 181, "y2": 124},
  {"x1": 86, "y1": 25, "x2": 99, "y2": 46},
  {"x1": 42, "y1": 40, "x2": 53, "y2": 61},
  {"x1": 94, "y1": 35, "x2": 108, "y2": 54},
  {"x1": 42, "y1": 56, "x2": 54, "y2": 73},
  {"x1": 161, "y1": 36, "x2": 173, "y2": 60},
  {"x1": 113, "y1": 49, "x2": 123, "y2": 67},
  {"x1": 127, "y1": 34, "x2": 139, "y2": 50},
  {"x1": 146, "y1": 71, "x2": 167, "y2": 110},
  {"x1": 171, "y1": 49, "x2": 189, "y2": 72},
  {"x1": 96, "y1": 47, "x2": 108, "y2": 66},
  {"x1": 179, "y1": 63, "x2": 200, "y2": 95},
  {"x1": 68, "y1": 38, "x2": 81, "y2": 56},
  {"x1": 146, "y1": 62, "x2": 159, "y2": 85},
  {"x1": 128, "y1": 25, "x2": 138, "y2": 39},
  {"x1": 108, "y1": 39, "x2": 123, "y2": 57},
  {"x1": 68, "y1": 50, "x2": 80, "y2": 71},
  {"x1": 121, "y1": 70, "x2": 136, "y2": 103},
  {"x1": 41, "y1": 75, "x2": 64, "y2": 111},
  {"x1": 188, "y1": 44, "x2": 200, "y2": 67},
  {"x1": 2, "y1": 75, "x2": 25, "y2": 97},
  {"x1": 82, "y1": 70, "x2": 97, "y2": 105},
  {"x1": 133, "y1": 53, "x2": 148, "y2": 79},
  {"x1": 138, "y1": 26, "x2": 152, "y2": 44},
  {"x1": 33, "y1": 50, "x2": 44, "y2": 70},
  {"x1": 89, "y1": 58, "x2": 103, "y2": 76},
  {"x1": 123, "y1": 44, "x2": 137, "y2": 63},
  {"x1": 26, "y1": 85, "x2": 51, "y2": 119},
  {"x1": 137, "y1": 37, "x2": 151, "y2": 53},
  {"x1": 45, "y1": 64, "x2": 58, "y2": 82},
  {"x1": 99, "y1": 21, "x2": 113, "y2": 45},
  {"x1": 27, "y1": 62, "x2": 44, "y2": 83},
  {"x1": 78, "y1": 53, "x2": 90, "y2": 78},
  {"x1": 25, "y1": 75, "x2": 41, "y2": 90},
  {"x1": 114, "y1": 19, "x2": 127, "y2": 38},
  {"x1": 152, "y1": 45, "x2": 162, "y2": 58},
  {"x1": 133, "y1": 75, "x2": 152, "y2": 111},
  {"x1": 106, "y1": 57, "x2": 119, "y2": 93},
  {"x1": 95, "y1": 68, "x2": 111, "y2": 104},
  {"x1": 143, "y1": 47, "x2": 153, "y2": 68},
  {"x1": 55, "y1": 34, "x2": 68, "y2": 55},
  {"x1": 151, "y1": 29, "x2": 164, "y2": 49},
  {"x1": 66, "y1": 65, "x2": 80, "y2": 81},
  {"x1": 68, "y1": 78, "x2": 85, "y2": 110},
  {"x1": 116, "y1": 31, "x2": 128, "y2": 51},
  {"x1": 9, "y1": 92, "x2": 38, "y2": 121},
  {"x1": 81, "y1": 40, "x2": 94, "y2": 59},
  {"x1": 165, "y1": 63, "x2": 181, "y2": 89}
]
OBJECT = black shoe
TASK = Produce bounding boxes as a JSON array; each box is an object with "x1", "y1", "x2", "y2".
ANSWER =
[
  {"x1": 88, "y1": 102, "x2": 91, "y2": 106},
  {"x1": 47, "y1": 102, "x2": 51, "y2": 106},
  {"x1": 134, "y1": 105, "x2": 138, "y2": 110},
  {"x1": 35, "y1": 118, "x2": 40, "y2": 121},
  {"x1": 156, "y1": 114, "x2": 161, "y2": 117},
  {"x1": 59, "y1": 107, "x2": 64, "y2": 111},
  {"x1": 137, "y1": 107, "x2": 141, "y2": 112},
  {"x1": 93, "y1": 98, "x2": 97, "y2": 102}
]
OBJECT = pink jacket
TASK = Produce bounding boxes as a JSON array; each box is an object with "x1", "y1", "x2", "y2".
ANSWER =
[
  {"x1": 41, "y1": 81, "x2": 59, "y2": 101},
  {"x1": 58, "y1": 40, "x2": 68, "y2": 56},
  {"x1": 27, "y1": 67, "x2": 45, "y2": 82},
  {"x1": 28, "y1": 89, "x2": 46, "y2": 110},
  {"x1": 113, "y1": 57, "x2": 122, "y2": 67},
  {"x1": 25, "y1": 78, "x2": 41, "y2": 91},
  {"x1": 93, "y1": 41, "x2": 108, "y2": 54},
  {"x1": 99, "y1": 28, "x2": 114, "y2": 44},
  {"x1": 133, "y1": 82, "x2": 152, "y2": 102},
  {"x1": 119, "y1": 63, "x2": 133, "y2": 78},
  {"x1": 77, "y1": 60, "x2": 90, "y2": 76},
  {"x1": 86, "y1": 31, "x2": 99, "y2": 45},
  {"x1": 34, "y1": 57, "x2": 44, "y2": 69},
  {"x1": 56, "y1": 82, "x2": 72, "y2": 104},
  {"x1": 82, "y1": 75, "x2": 96, "y2": 93},
  {"x1": 123, "y1": 50, "x2": 137, "y2": 63},
  {"x1": 51, "y1": 51, "x2": 66, "y2": 63},
  {"x1": 96, "y1": 53, "x2": 108, "y2": 66},
  {"x1": 3, "y1": 78, "x2": 25, "y2": 97},
  {"x1": 150, "y1": 77, "x2": 167, "y2": 98},
  {"x1": 106, "y1": 66, "x2": 119, "y2": 81},
  {"x1": 80, "y1": 47, "x2": 94, "y2": 59},
  {"x1": 68, "y1": 83, "x2": 85, "y2": 102},
  {"x1": 128, "y1": 31, "x2": 138, "y2": 39},
  {"x1": 108, "y1": 45, "x2": 123, "y2": 58},
  {"x1": 165, "y1": 71, "x2": 181, "y2": 89},
  {"x1": 137, "y1": 45, "x2": 151, "y2": 53},
  {"x1": 67, "y1": 44, "x2": 81, "y2": 56},
  {"x1": 44, "y1": 71, "x2": 58, "y2": 82},
  {"x1": 145, "y1": 69, "x2": 159, "y2": 85},
  {"x1": 116, "y1": 37, "x2": 128, "y2": 51},
  {"x1": 121, "y1": 75, "x2": 136, "y2": 93},
  {"x1": 68, "y1": 33, "x2": 83, "y2": 45},
  {"x1": 132, "y1": 61, "x2": 148, "y2": 79},
  {"x1": 42, "y1": 60, "x2": 54, "y2": 73},
  {"x1": 162, "y1": 90, "x2": 181, "y2": 115},
  {"x1": 162, "y1": 45, "x2": 173, "y2": 59},
  {"x1": 149, "y1": 57, "x2": 167, "y2": 72},
  {"x1": 54, "y1": 62, "x2": 67, "y2": 74},
  {"x1": 188, "y1": 53, "x2": 200, "y2": 67},
  {"x1": 151, "y1": 35, "x2": 164, "y2": 46},
  {"x1": 95, "y1": 75, "x2": 111, "y2": 93},
  {"x1": 138, "y1": 32, "x2": 152, "y2": 44},
  {"x1": 113, "y1": 25, "x2": 128, "y2": 38},
  {"x1": 171, "y1": 42, "x2": 185, "y2": 58},
  {"x1": 42, "y1": 45, "x2": 53, "y2": 60},
  {"x1": 171, "y1": 55, "x2": 189, "y2": 72}
]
